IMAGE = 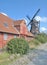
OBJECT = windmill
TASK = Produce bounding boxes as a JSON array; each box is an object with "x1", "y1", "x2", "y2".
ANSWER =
[{"x1": 26, "y1": 9, "x2": 40, "y2": 35}]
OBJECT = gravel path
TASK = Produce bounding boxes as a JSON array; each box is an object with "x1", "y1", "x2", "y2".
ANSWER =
[
  {"x1": 37, "y1": 43, "x2": 47, "y2": 51},
  {"x1": 27, "y1": 43, "x2": 47, "y2": 65}
]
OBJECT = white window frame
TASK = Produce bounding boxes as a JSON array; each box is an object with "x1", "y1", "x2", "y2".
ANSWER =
[{"x1": 4, "y1": 33, "x2": 8, "y2": 40}]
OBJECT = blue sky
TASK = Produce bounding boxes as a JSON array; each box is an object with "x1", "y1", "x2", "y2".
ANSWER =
[{"x1": 0, "y1": 0, "x2": 47, "y2": 32}]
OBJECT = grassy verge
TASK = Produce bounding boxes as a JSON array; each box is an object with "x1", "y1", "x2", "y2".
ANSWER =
[
  {"x1": 0, "y1": 51, "x2": 21, "y2": 65},
  {"x1": 0, "y1": 51, "x2": 10, "y2": 65},
  {"x1": 29, "y1": 33, "x2": 47, "y2": 49}
]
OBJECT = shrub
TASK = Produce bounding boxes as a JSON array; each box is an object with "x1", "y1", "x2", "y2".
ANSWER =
[
  {"x1": 29, "y1": 39, "x2": 40, "y2": 49},
  {"x1": 40, "y1": 33, "x2": 47, "y2": 42},
  {"x1": 35, "y1": 33, "x2": 47, "y2": 43},
  {"x1": 33, "y1": 39, "x2": 40, "y2": 45},
  {"x1": 7, "y1": 38, "x2": 29, "y2": 55},
  {"x1": 29, "y1": 39, "x2": 40, "y2": 46}
]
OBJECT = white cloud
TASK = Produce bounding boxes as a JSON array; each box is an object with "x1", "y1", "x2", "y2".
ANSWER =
[
  {"x1": 40, "y1": 27, "x2": 47, "y2": 32},
  {"x1": 35, "y1": 16, "x2": 47, "y2": 22},
  {"x1": 0, "y1": 12, "x2": 8, "y2": 16}
]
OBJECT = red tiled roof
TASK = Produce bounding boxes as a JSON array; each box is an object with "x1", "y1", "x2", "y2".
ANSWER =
[
  {"x1": 0, "y1": 13, "x2": 19, "y2": 34},
  {"x1": 14, "y1": 20, "x2": 26, "y2": 26},
  {"x1": 27, "y1": 31, "x2": 34, "y2": 37}
]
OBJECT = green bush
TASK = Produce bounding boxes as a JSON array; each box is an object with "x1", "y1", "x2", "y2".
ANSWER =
[
  {"x1": 7, "y1": 38, "x2": 29, "y2": 55},
  {"x1": 35, "y1": 33, "x2": 47, "y2": 43},
  {"x1": 33, "y1": 39, "x2": 40, "y2": 45},
  {"x1": 29, "y1": 39, "x2": 40, "y2": 46},
  {"x1": 40, "y1": 33, "x2": 47, "y2": 42}
]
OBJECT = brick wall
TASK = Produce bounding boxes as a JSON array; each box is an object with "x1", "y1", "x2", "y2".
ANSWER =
[{"x1": 0, "y1": 32, "x2": 19, "y2": 48}]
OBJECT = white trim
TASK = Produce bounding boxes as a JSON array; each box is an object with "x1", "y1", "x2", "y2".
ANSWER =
[{"x1": 4, "y1": 34, "x2": 8, "y2": 40}]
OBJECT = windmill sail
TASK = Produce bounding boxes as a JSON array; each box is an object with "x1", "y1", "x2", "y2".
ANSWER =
[{"x1": 26, "y1": 9, "x2": 40, "y2": 35}]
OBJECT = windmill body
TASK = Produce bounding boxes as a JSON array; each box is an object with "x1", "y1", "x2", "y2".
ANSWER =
[{"x1": 30, "y1": 19, "x2": 40, "y2": 35}]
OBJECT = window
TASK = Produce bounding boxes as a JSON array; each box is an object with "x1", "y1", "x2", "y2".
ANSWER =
[
  {"x1": 14, "y1": 35, "x2": 16, "y2": 38},
  {"x1": 4, "y1": 22, "x2": 8, "y2": 28},
  {"x1": 4, "y1": 34, "x2": 8, "y2": 40}
]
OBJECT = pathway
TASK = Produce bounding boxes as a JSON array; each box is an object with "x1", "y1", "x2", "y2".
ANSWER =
[{"x1": 27, "y1": 43, "x2": 47, "y2": 65}]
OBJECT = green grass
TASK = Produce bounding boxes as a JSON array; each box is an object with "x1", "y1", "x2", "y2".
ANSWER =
[
  {"x1": 0, "y1": 52, "x2": 9, "y2": 60},
  {"x1": 35, "y1": 33, "x2": 47, "y2": 43},
  {"x1": 0, "y1": 51, "x2": 11, "y2": 65},
  {"x1": 29, "y1": 33, "x2": 47, "y2": 49},
  {"x1": 0, "y1": 60, "x2": 11, "y2": 65},
  {"x1": 0, "y1": 51, "x2": 20, "y2": 65}
]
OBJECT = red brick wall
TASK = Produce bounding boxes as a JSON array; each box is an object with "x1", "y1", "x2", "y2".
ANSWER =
[
  {"x1": 0, "y1": 33, "x2": 3, "y2": 48},
  {"x1": 0, "y1": 33, "x2": 18, "y2": 48},
  {"x1": 3, "y1": 34, "x2": 14, "y2": 47},
  {"x1": 20, "y1": 22, "x2": 28, "y2": 35}
]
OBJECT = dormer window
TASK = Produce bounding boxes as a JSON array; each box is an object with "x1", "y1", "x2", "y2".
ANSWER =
[{"x1": 4, "y1": 22, "x2": 8, "y2": 28}]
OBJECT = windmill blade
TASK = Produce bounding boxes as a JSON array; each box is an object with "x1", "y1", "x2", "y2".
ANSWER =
[
  {"x1": 27, "y1": 9, "x2": 40, "y2": 26},
  {"x1": 26, "y1": 15, "x2": 31, "y2": 20},
  {"x1": 31, "y1": 9, "x2": 40, "y2": 20},
  {"x1": 27, "y1": 19, "x2": 33, "y2": 26}
]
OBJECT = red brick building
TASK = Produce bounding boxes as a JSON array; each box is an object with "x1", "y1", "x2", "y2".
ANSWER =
[{"x1": 0, "y1": 13, "x2": 34, "y2": 48}]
